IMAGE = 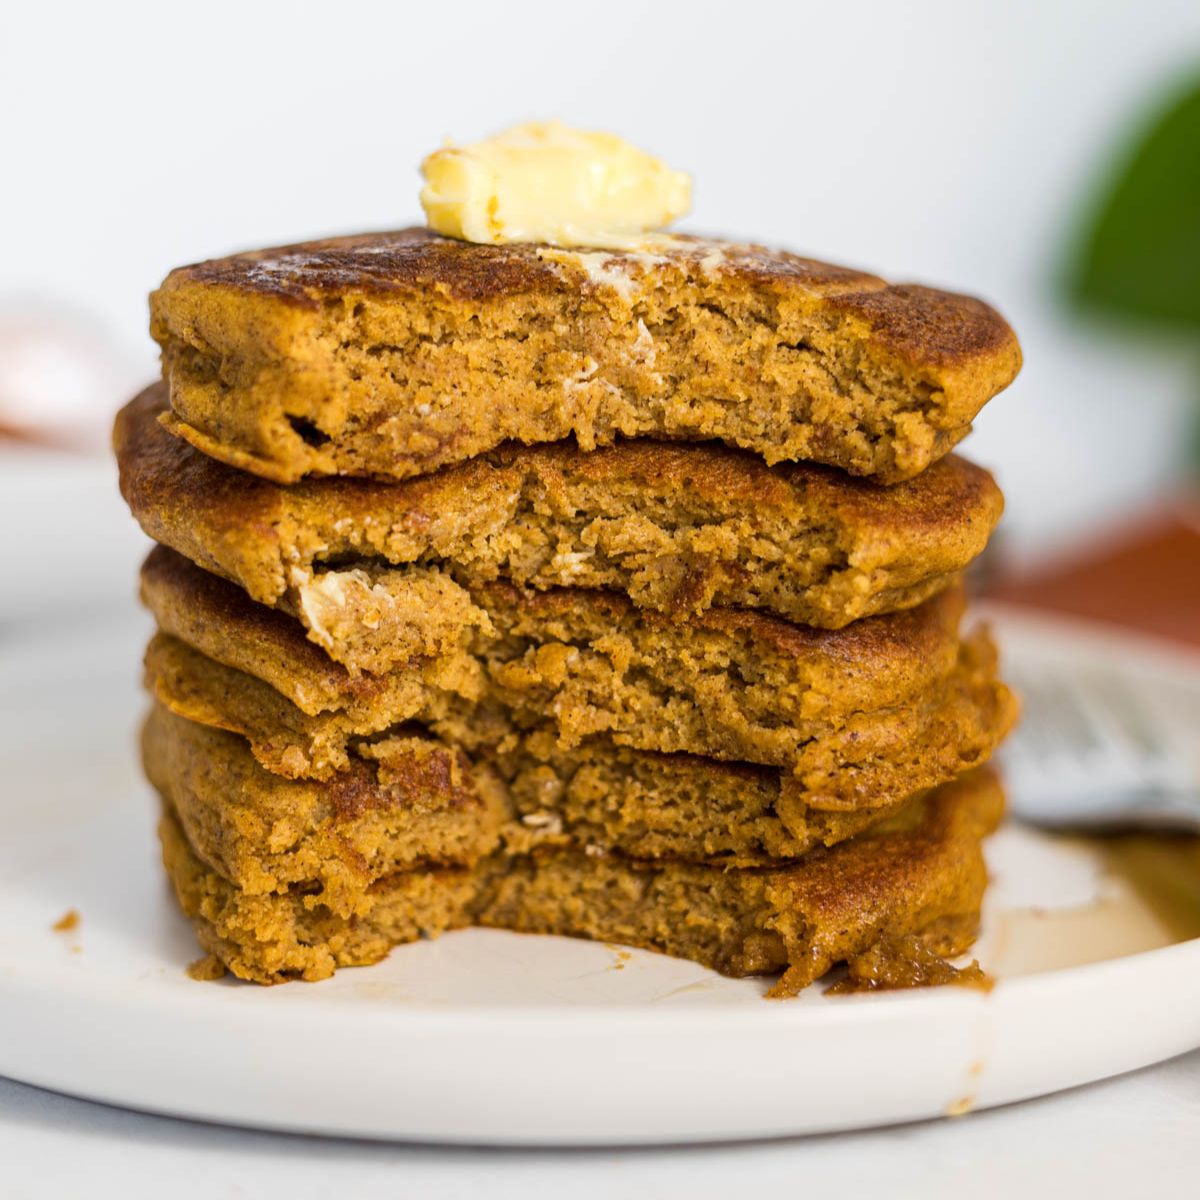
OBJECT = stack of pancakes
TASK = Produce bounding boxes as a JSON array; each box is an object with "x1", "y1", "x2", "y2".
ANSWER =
[{"x1": 115, "y1": 229, "x2": 1021, "y2": 996}]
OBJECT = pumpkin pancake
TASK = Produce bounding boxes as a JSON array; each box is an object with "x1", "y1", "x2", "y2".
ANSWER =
[
  {"x1": 145, "y1": 694, "x2": 935, "y2": 885},
  {"x1": 139, "y1": 547, "x2": 1016, "y2": 808},
  {"x1": 158, "y1": 766, "x2": 1003, "y2": 991},
  {"x1": 477, "y1": 767, "x2": 1004, "y2": 998},
  {"x1": 115, "y1": 383, "x2": 1003, "y2": 629},
  {"x1": 158, "y1": 804, "x2": 478, "y2": 984},
  {"x1": 147, "y1": 623, "x2": 1012, "y2": 820},
  {"x1": 142, "y1": 703, "x2": 508, "y2": 918},
  {"x1": 150, "y1": 229, "x2": 1020, "y2": 485}
]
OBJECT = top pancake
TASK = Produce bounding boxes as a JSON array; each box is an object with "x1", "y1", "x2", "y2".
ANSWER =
[
  {"x1": 115, "y1": 384, "x2": 1003, "y2": 628},
  {"x1": 151, "y1": 228, "x2": 1021, "y2": 484}
]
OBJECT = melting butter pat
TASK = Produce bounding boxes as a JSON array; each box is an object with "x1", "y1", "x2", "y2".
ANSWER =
[{"x1": 420, "y1": 120, "x2": 691, "y2": 249}]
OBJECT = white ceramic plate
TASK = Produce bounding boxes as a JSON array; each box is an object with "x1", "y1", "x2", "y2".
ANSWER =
[{"x1": 2, "y1": 605, "x2": 1199, "y2": 1145}]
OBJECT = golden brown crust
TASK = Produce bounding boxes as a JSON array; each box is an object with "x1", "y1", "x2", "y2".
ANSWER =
[
  {"x1": 115, "y1": 383, "x2": 1003, "y2": 626},
  {"x1": 825, "y1": 284, "x2": 1016, "y2": 369},
  {"x1": 150, "y1": 229, "x2": 1021, "y2": 484},
  {"x1": 763, "y1": 767, "x2": 1005, "y2": 995}
]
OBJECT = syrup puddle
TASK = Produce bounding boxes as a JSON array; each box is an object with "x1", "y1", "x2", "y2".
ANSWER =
[{"x1": 988, "y1": 830, "x2": 1200, "y2": 977}]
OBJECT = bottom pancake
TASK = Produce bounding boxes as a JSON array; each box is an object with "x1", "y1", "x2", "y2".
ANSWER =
[
  {"x1": 144, "y1": 704, "x2": 509, "y2": 918},
  {"x1": 158, "y1": 806, "x2": 479, "y2": 984},
  {"x1": 158, "y1": 767, "x2": 1003, "y2": 994},
  {"x1": 476, "y1": 768, "x2": 1002, "y2": 998}
]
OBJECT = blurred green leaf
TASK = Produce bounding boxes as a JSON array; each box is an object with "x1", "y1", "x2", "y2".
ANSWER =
[{"x1": 1067, "y1": 75, "x2": 1200, "y2": 329}]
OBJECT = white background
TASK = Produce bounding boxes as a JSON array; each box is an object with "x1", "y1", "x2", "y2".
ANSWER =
[{"x1": 4, "y1": 0, "x2": 1200, "y2": 564}]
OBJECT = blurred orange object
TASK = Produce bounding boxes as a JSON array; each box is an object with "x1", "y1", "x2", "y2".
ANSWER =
[{"x1": 986, "y1": 496, "x2": 1200, "y2": 648}]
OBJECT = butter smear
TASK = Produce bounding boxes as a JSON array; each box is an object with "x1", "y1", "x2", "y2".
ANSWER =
[{"x1": 420, "y1": 120, "x2": 691, "y2": 249}]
